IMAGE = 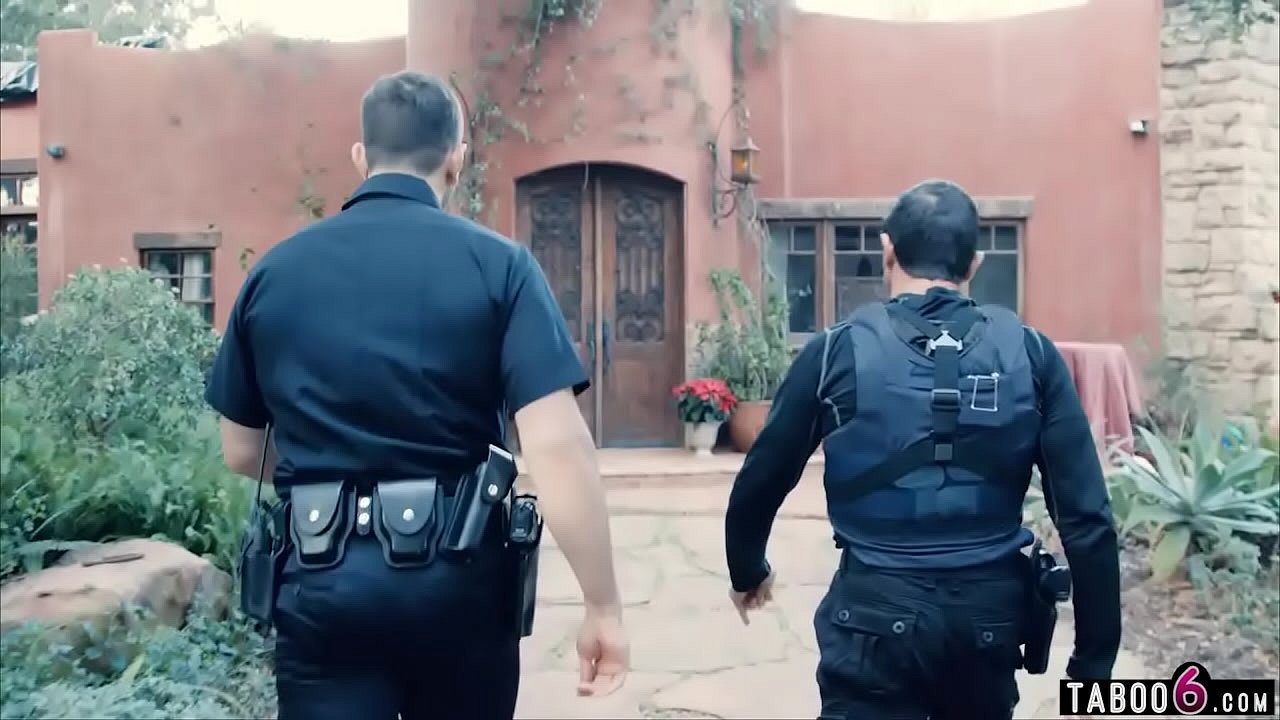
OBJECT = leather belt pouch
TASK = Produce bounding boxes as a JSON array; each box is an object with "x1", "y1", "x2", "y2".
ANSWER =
[
  {"x1": 373, "y1": 478, "x2": 444, "y2": 568},
  {"x1": 289, "y1": 482, "x2": 353, "y2": 570}
]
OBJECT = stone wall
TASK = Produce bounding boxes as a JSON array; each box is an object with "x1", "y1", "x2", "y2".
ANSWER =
[{"x1": 1160, "y1": 0, "x2": 1280, "y2": 426}]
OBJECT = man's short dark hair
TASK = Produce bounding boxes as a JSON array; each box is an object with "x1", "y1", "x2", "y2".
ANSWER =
[
  {"x1": 361, "y1": 71, "x2": 461, "y2": 176},
  {"x1": 882, "y1": 180, "x2": 980, "y2": 283}
]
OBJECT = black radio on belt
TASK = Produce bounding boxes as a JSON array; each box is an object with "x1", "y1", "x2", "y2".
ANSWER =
[
  {"x1": 1022, "y1": 538, "x2": 1072, "y2": 675},
  {"x1": 508, "y1": 494, "x2": 542, "y2": 548},
  {"x1": 508, "y1": 493, "x2": 543, "y2": 637},
  {"x1": 441, "y1": 444, "x2": 518, "y2": 554}
]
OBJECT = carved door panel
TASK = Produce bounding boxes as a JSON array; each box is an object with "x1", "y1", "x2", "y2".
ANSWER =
[
  {"x1": 597, "y1": 177, "x2": 683, "y2": 448},
  {"x1": 514, "y1": 178, "x2": 597, "y2": 446}
]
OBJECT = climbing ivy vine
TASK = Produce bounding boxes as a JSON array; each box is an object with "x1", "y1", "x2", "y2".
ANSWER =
[
  {"x1": 1186, "y1": 0, "x2": 1278, "y2": 39},
  {"x1": 451, "y1": 0, "x2": 779, "y2": 225}
]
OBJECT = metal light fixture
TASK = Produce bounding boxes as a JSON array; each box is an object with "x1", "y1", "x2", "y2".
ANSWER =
[
  {"x1": 712, "y1": 135, "x2": 762, "y2": 222},
  {"x1": 729, "y1": 137, "x2": 760, "y2": 185}
]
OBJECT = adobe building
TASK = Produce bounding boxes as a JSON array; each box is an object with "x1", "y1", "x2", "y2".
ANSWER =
[{"x1": 3, "y1": 0, "x2": 1276, "y2": 444}]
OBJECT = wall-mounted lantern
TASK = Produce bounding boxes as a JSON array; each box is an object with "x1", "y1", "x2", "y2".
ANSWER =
[
  {"x1": 712, "y1": 135, "x2": 762, "y2": 223},
  {"x1": 729, "y1": 137, "x2": 760, "y2": 185}
]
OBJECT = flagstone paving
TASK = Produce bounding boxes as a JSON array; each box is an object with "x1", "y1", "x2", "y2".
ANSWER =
[{"x1": 514, "y1": 481, "x2": 1152, "y2": 720}]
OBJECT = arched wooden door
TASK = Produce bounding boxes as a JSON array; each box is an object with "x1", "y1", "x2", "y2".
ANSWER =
[{"x1": 515, "y1": 165, "x2": 684, "y2": 448}]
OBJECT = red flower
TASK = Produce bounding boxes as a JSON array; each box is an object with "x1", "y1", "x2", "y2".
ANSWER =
[{"x1": 672, "y1": 378, "x2": 738, "y2": 422}]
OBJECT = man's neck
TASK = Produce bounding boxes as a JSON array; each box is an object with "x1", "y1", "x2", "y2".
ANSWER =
[
  {"x1": 368, "y1": 169, "x2": 449, "y2": 203},
  {"x1": 891, "y1": 277, "x2": 963, "y2": 298}
]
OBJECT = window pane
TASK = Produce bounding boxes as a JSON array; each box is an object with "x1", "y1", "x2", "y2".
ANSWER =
[
  {"x1": 834, "y1": 248, "x2": 886, "y2": 319},
  {"x1": 0, "y1": 178, "x2": 18, "y2": 207},
  {"x1": 863, "y1": 230, "x2": 882, "y2": 251},
  {"x1": 970, "y1": 253, "x2": 1018, "y2": 312},
  {"x1": 974, "y1": 225, "x2": 993, "y2": 251},
  {"x1": 791, "y1": 224, "x2": 816, "y2": 252},
  {"x1": 992, "y1": 224, "x2": 1019, "y2": 251},
  {"x1": 181, "y1": 251, "x2": 211, "y2": 276},
  {"x1": 765, "y1": 224, "x2": 790, "y2": 294},
  {"x1": 17, "y1": 176, "x2": 38, "y2": 206},
  {"x1": 835, "y1": 253, "x2": 883, "y2": 277},
  {"x1": 786, "y1": 253, "x2": 817, "y2": 333},
  {"x1": 181, "y1": 276, "x2": 212, "y2": 302},
  {"x1": 3, "y1": 218, "x2": 36, "y2": 245},
  {"x1": 834, "y1": 225, "x2": 861, "y2": 252},
  {"x1": 144, "y1": 251, "x2": 180, "y2": 275},
  {"x1": 198, "y1": 303, "x2": 214, "y2": 324}
]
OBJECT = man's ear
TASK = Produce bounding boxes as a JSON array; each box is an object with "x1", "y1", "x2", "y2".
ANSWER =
[
  {"x1": 351, "y1": 142, "x2": 369, "y2": 179},
  {"x1": 442, "y1": 143, "x2": 466, "y2": 188},
  {"x1": 964, "y1": 251, "x2": 985, "y2": 283},
  {"x1": 881, "y1": 233, "x2": 896, "y2": 272}
]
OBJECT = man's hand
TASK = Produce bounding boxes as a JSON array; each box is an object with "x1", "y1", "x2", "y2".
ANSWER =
[
  {"x1": 576, "y1": 605, "x2": 629, "y2": 697},
  {"x1": 729, "y1": 571, "x2": 776, "y2": 625}
]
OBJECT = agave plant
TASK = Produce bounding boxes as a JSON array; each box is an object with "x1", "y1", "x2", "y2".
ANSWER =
[{"x1": 1106, "y1": 420, "x2": 1280, "y2": 581}]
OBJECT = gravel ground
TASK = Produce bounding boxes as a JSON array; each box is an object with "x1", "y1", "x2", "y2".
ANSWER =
[{"x1": 1118, "y1": 540, "x2": 1279, "y2": 687}]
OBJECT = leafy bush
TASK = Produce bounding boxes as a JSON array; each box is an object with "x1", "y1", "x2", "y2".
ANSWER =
[
  {"x1": 0, "y1": 235, "x2": 38, "y2": 378},
  {"x1": 0, "y1": 386, "x2": 253, "y2": 577},
  {"x1": 1107, "y1": 420, "x2": 1280, "y2": 580},
  {"x1": 0, "y1": 606, "x2": 275, "y2": 720},
  {"x1": 7, "y1": 266, "x2": 218, "y2": 442},
  {"x1": 695, "y1": 268, "x2": 791, "y2": 402},
  {"x1": 0, "y1": 266, "x2": 249, "y2": 578}
]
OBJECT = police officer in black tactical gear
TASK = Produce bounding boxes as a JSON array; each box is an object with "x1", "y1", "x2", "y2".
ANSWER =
[
  {"x1": 724, "y1": 180, "x2": 1122, "y2": 719},
  {"x1": 206, "y1": 70, "x2": 629, "y2": 720}
]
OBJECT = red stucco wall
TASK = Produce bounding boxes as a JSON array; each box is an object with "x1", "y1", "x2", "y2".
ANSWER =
[
  {"x1": 33, "y1": 0, "x2": 1162, "y2": 350},
  {"x1": 34, "y1": 30, "x2": 404, "y2": 324},
  {"x1": 745, "y1": 0, "x2": 1164, "y2": 344},
  {"x1": 0, "y1": 100, "x2": 39, "y2": 163}
]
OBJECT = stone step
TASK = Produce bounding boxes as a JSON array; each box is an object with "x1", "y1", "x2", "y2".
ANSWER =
[{"x1": 516, "y1": 449, "x2": 825, "y2": 491}]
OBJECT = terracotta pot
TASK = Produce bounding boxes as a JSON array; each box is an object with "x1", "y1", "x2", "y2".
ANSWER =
[{"x1": 728, "y1": 401, "x2": 772, "y2": 452}]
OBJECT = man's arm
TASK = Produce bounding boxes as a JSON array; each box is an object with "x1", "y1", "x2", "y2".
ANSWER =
[
  {"x1": 206, "y1": 276, "x2": 274, "y2": 478},
  {"x1": 501, "y1": 246, "x2": 621, "y2": 614},
  {"x1": 725, "y1": 332, "x2": 826, "y2": 592},
  {"x1": 1029, "y1": 330, "x2": 1121, "y2": 679}
]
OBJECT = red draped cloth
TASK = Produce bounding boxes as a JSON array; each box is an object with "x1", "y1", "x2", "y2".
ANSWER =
[{"x1": 1055, "y1": 342, "x2": 1143, "y2": 463}]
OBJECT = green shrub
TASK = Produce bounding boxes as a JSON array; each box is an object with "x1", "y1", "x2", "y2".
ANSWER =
[
  {"x1": 695, "y1": 268, "x2": 791, "y2": 402},
  {"x1": 0, "y1": 265, "x2": 249, "y2": 578},
  {"x1": 8, "y1": 266, "x2": 218, "y2": 443},
  {"x1": 0, "y1": 606, "x2": 275, "y2": 719},
  {"x1": 0, "y1": 383, "x2": 252, "y2": 578},
  {"x1": 1107, "y1": 419, "x2": 1280, "y2": 580},
  {"x1": 0, "y1": 235, "x2": 38, "y2": 378}
]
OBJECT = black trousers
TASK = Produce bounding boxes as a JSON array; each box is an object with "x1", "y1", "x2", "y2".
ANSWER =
[
  {"x1": 814, "y1": 552, "x2": 1027, "y2": 720},
  {"x1": 272, "y1": 534, "x2": 520, "y2": 720}
]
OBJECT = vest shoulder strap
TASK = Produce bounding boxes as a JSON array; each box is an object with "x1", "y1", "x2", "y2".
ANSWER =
[{"x1": 827, "y1": 304, "x2": 1000, "y2": 507}]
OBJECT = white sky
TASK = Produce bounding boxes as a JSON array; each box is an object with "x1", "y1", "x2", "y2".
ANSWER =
[
  {"x1": 187, "y1": 0, "x2": 407, "y2": 46},
  {"x1": 183, "y1": 0, "x2": 1087, "y2": 47},
  {"x1": 794, "y1": 0, "x2": 1087, "y2": 21}
]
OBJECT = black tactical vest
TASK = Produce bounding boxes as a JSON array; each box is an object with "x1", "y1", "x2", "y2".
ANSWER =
[{"x1": 819, "y1": 300, "x2": 1038, "y2": 570}]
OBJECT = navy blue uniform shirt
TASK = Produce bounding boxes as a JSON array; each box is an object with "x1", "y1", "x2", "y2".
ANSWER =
[
  {"x1": 724, "y1": 288, "x2": 1121, "y2": 679},
  {"x1": 205, "y1": 173, "x2": 589, "y2": 486}
]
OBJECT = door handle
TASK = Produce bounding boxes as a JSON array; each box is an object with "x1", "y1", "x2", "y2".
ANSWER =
[
  {"x1": 585, "y1": 321, "x2": 596, "y2": 369},
  {"x1": 601, "y1": 320, "x2": 612, "y2": 375}
]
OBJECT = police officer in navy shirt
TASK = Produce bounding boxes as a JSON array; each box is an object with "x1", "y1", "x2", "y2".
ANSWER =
[
  {"x1": 206, "y1": 71, "x2": 629, "y2": 720},
  {"x1": 724, "y1": 181, "x2": 1121, "y2": 719}
]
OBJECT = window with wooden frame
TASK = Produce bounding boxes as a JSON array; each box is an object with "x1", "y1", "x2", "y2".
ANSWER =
[
  {"x1": 764, "y1": 209, "x2": 1027, "y2": 343},
  {"x1": 1, "y1": 162, "x2": 39, "y2": 316},
  {"x1": 135, "y1": 232, "x2": 221, "y2": 324}
]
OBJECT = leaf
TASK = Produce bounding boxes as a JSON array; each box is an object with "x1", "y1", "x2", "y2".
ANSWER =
[
  {"x1": 1120, "y1": 502, "x2": 1184, "y2": 535},
  {"x1": 1221, "y1": 447, "x2": 1278, "y2": 486},
  {"x1": 118, "y1": 652, "x2": 146, "y2": 686},
  {"x1": 1150, "y1": 525, "x2": 1192, "y2": 581}
]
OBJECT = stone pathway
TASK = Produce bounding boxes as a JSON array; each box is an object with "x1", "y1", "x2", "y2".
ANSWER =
[{"x1": 514, "y1": 482, "x2": 1152, "y2": 719}]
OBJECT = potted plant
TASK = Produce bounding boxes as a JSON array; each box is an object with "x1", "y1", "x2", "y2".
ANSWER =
[
  {"x1": 695, "y1": 268, "x2": 791, "y2": 452},
  {"x1": 672, "y1": 378, "x2": 738, "y2": 457}
]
